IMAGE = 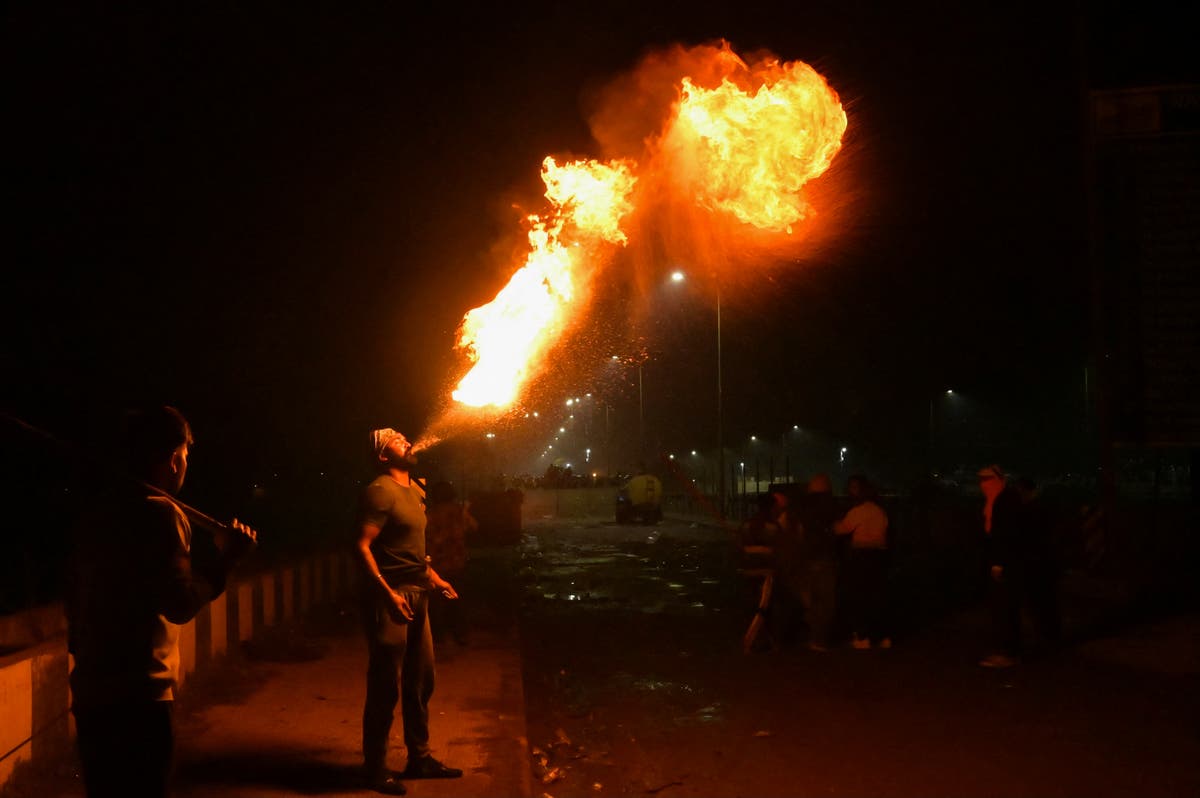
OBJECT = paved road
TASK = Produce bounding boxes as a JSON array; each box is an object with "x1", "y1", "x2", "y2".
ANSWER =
[
  {"x1": 10, "y1": 517, "x2": 1199, "y2": 798},
  {"x1": 517, "y1": 517, "x2": 1200, "y2": 798},
  {"x1": 10, "y1": 547, "x2": 530, "y2": 798}
]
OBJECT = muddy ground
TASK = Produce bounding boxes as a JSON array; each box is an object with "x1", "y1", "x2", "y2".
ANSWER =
[{"x1": 515, "y1": 517, "x2": 1199, "y2": 798}]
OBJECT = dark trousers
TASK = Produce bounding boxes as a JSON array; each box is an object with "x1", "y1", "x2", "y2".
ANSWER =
[
  {"x1": 990, "y1": 567, "x2": 1062, "y2": 656},
  {"x1": 845, "y1": 548, "x2": 890, "y2": 643},
  {"x1": 74, "y1": 700, "x2": 174, "y2": 798},
  {"x1": 801, "y1": 558, "x2": 838, "y2": 647},
  {"x1": 362, "y1": 589, "x2": 435, "y2": 773},
  {"x1": 989, "y1": 573, "x2": 1022, "y2": 656}
]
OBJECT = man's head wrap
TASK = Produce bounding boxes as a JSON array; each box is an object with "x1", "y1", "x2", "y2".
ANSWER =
[{"x1": 372, "y1": 428, "x2": 402, "y2": 460}]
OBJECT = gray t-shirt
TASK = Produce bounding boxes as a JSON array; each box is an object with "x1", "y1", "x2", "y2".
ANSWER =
[{"x1": 360, "y1": 475, "x2": 428, "y2": 587}]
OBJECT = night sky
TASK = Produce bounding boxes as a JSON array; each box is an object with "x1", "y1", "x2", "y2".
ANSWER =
[{"x1": 5, "y1": 2, "x2": 1195, "y2": 502}]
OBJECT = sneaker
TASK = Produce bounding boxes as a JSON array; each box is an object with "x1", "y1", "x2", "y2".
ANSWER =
[
  {"x1": 978, "y1": 653, "x2": 1017, "y2": 669},
  {"x1": 851, "y1": 636, "x2": 871, "y2": 650},
  {"x1": 403, "y1": 755, "x2": 463, "y2": 779},
  {"x1": 365, "y1": 771, "x2": 407, "y2": 795},
  {"x1": 878, "y1": 637, "x2": 893, "y2": 650}
]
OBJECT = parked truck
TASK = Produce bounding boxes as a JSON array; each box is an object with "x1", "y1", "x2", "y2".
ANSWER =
[{"x1": 615, "y1": 473, "x2": 663, "y2": 524}]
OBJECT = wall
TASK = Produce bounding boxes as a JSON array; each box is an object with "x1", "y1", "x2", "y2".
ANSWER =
[
  {"x1": 0, "y1": 551, "x2": 354, "y2": 795},
  {"x1": 520, "y1": 487, "x2": 619, "y2": 522}
]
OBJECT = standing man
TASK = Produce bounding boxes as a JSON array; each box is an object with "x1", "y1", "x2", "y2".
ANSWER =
[
  {"x1": 792, "y1": 473, "x2": 841, "y2": 652},
  {"x1": 834, "y1": 474, "x2": 892, "y2": 650},
  {"x1": 977, "y1": 465, "x2": 1058, "y2": 667},
  {"x1": 356, "y1": 428, "x2": 462, "y2": 795},
  {"x1": 66, "y1": 405, "x2": 257, "y2": 797}
]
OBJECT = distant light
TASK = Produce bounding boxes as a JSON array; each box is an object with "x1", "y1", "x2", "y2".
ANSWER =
[
  {"x1": 691, "y1": 450, "x2": 698, "y2": 456},
  {"x1": 533, "y1": 411, "x2": 539, "y2": 417},
  {"x1": 945, "y1": 389, "x2": 955, "y2": 395},
  {"x1": 559, "y1": 427, "x2": 566, "y2": 433},
  {"x1": 611, "y1": 355, "x2": 620, "y2": 361},
  {"x1": 586, "y1": 392, "x2": 592, "y2": 397},
  {"x1": 671, "y1": 270, "x2": 685, "y2": 282},
  {"x1": 793, "y1": 425, "x2": 799, "y2": 430},
  {"x1": 566, "y1": 398, "x2": 574, "y2": 406},
  {"x1": 750, "y1": 435, "x2": 757, "y2": 441},
  {"x1": 669, "y1": 454, "x2": 676, "y2": 460},
  {"x1": 485, "y1": 432, "x2": 496, "y2": 439}
]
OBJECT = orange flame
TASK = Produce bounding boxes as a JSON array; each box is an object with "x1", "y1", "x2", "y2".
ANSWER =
[
  {"x1": 451, "y1": 157, "x2": 636, "y2": 409},
  {"x1": 447, "y1": 43, "x2": 847, "y2": 417},
  {"x1": 661, "y1": 53, "x2": 847, "y2": 234}
]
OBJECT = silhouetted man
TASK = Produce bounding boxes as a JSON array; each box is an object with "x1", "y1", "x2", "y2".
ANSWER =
[
  {"x1": 977, "y1": 464, "x2": 1024, "y2": 667},
  {"x1": 66, "y1": 406, "x2": 257, "y2": 798},
  {"x1": 355, "y1": 428, "x2": 462, "y2": 795},
  {"x1": 791, "y1": 473, "x2": 840, "y2": 651}
]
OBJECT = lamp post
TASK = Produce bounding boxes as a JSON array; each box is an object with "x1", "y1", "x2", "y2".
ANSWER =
[
  {"x1": 671, "y1": 270, "x2": 724, "y2": 518},
  {"x1": 929, "y1": 388, "x2": 954, "y2": 474},
  {"x1": 717, "y1": 286, "x2": 724, "y2": 518},
  {"x1": 638, "y1": 362, "x2": 645, "y2": 465}
]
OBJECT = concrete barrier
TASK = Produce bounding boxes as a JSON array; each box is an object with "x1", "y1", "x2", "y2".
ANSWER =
[
  {"x1": 0, "y1": 551, "x2": 355, "y2": 795},
  {"x1": 520, "y1": 487, "x2": 619, "y2": 521}
]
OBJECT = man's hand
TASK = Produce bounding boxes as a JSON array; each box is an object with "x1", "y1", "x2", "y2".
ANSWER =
[
  {"x1": 387, "y1": 589, "x2": 416, "y2": 623},
  {"x1": 432, "y1": 574, "x2": 458, "y2": 600},
  {"x1": 216, "y1": 518, "x2": 258, "y2": 558}
]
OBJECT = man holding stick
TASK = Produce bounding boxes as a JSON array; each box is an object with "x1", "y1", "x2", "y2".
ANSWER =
[
  {"x1": 66, "y1": 405, "x2": 257, "y2": 797},
  {"x1": 356, "y1": 428, "x2": 462, "y2": 795}
]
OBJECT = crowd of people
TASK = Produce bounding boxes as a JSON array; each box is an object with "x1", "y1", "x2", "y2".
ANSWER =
[{"x1": 739, "y1": 466, "x2": 1062, "y2": 666}]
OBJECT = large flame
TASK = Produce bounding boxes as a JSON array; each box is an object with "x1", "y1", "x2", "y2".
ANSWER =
[
  {"x1": 447, "y1": 42, "x2": 847, "y2": 417},
  {"x1": 661, "y1": 53, "x2": 847, "y2": 233},
  {"x1": 451, "y1": 157, "x2": 636, "y2": 408}
]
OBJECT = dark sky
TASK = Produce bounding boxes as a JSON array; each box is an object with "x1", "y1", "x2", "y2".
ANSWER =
[{"x1": 5, "y1": 1, "x2": 1195, "y2": 494}]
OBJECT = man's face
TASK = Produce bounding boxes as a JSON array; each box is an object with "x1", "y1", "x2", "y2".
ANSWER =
[
  {"x1": 383, "y1": 434, "x2": 418, "y2": 470},
  {"x1": 168, "y1": 442, "x2": 189, "y2": 494}
]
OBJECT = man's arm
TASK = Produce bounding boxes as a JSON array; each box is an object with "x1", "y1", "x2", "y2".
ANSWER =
[
  {"x1": 833, "y1": 507, "x2": 854, "y2": 535},
  {"x1": 355, "y1": 521, "x2": 416, "y2": 621},
  {"x1": 426, "y1": 562, "x2": 458, "y2": 600},
  {"x1": 153, "y1": 502, "x2": 254, "y2": 624}
]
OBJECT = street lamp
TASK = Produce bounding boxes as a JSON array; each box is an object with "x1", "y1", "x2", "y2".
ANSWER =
[
  {"x1": 929, "y1": 388, "x2": 954, "y2": 474},
  {"x1": 670, "y1": 270, "x2": 724, "y2": 516}
]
